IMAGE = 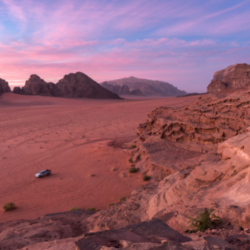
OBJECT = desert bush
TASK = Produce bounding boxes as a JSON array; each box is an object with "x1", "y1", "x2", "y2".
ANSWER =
[
  {"x1": 129, "y1": 167, "x2": 137, "y2": 173},
  {"x1": 3, "y1": 202, "x2": 16, "y2": 212},
  {"x1": 69, "y1": 207, "x2": 80, "y2": 211},
  {"x1": 87, "y1": 207, "x2": 96, "y2": 212},
  {"x1": 129, "y1": 158, "x2": 133, "y2": 163},
  {"x1": 187, "y1": 208, "x2": 221, "y2": 233},
  {"x1": 120, "y1": 196, "x2": 126, "y2": 202},
  {"x1": 131, "y1": 145, "x2": 136, "y2": 149},
  {"x1": 109, "y1": 203, "x2": 115, "y2": 207},
  {"x1": 143, "y1": 175, "x2": 150, "y2": 181}
]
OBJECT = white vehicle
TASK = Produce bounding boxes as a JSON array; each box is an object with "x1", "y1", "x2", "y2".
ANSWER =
[{"x1": 35, "y1": 169, "x2": 51, "y2": 178}]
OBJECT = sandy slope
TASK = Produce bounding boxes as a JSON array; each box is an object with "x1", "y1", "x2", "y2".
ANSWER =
[{"x1": 0, "y1": 93, "x2": 199, "y2": 223}]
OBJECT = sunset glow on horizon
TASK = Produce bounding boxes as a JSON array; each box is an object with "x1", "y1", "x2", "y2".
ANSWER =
[{"x1": 0, "y1": 0, "x2": 250, "y2": 92}]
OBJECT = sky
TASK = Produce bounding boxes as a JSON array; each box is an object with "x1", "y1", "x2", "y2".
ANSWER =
[{"x1": 0, "y1": 0, "x2": 250, "y2": 92}]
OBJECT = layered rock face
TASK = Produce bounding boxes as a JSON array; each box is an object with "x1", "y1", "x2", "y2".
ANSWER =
[
  {"x1": 0, "y1": 78, "x2": 11, "y2": 95},
  {"x1": 207, "y1": 64, "x2": 250, "y2": 92},
  {"x1": 102, "y1": 81, "x2": 144, "y2": 96},
  {"x1": 102, "y1": 76, "x2": 186, "y2": 96},
  {"x1": 13, "y1": 73, "x2": 121, "y2": 99}
]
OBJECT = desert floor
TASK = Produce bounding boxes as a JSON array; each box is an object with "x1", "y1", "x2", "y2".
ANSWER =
[{"x1": 0, "y1": 93, "x2": 199, "y2": 223}]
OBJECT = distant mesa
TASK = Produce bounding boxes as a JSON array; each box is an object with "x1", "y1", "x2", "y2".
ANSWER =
[
  {"x1": 0, "y1": 78, "x2": 11, "y2": 95},
  {"x1": 207, "y1": 63, "x2": 250, "y2": 93},
  {"x1": 13, "y1": 72, "x2": 121, "y2": 99},
  {"x1": 102, "y1": 81, "x2": 144, "y2": 96},
  {"x1": 101, "y1": 76, "x2": 186, "y2": 97}
]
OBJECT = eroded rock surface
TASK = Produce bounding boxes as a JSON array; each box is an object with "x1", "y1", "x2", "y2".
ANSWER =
[
  {"x1": 13, "y1": 73, "x2": 121, "y2": 99},
  {"x1": 207, "y1": 64, "x2": 250, "y2": 92},
  {"x1": 0, "y1": 78, "x2": 11, "y2": 95},
  {"x1": 138, "y1": 91, "x2": 250, "y2": 144}
]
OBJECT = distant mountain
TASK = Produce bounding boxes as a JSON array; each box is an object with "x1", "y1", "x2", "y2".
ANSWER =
[
  {"x1": 13, "y1": 72, "x2": 121, "y2": 99},
  {"x1": 102, "y1": 81, "x2": 144, "y2": 96},
  {"x1": 101, "y1": 76, "x2": 186, "y2": 97}
]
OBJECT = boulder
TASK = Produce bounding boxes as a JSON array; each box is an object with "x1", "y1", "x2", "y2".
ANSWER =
[
  {"x1": 207, "y1": 64, "x2": 250, "y2": 92},
  {"x1": 0, "y1": 78, "x2": 11, "y2": 95}
]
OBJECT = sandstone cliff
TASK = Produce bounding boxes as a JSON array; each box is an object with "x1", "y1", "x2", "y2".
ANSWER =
[
  {"x1": 102, "y1": 76, "x2": 186, "y2": 96},
  {"x1": 207, "y1": 64, "x2": 250, "y2": 92},
  {"x1": 13, "y1": 73, "x2": 121, "y2": 99},
  {"x1": 0, "y1": 78, "x2": 11, "y2": 95}
]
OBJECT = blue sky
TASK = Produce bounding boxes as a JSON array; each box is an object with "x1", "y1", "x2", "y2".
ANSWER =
[{"x1": 0, "y1": 0, "x2": 250, "y2": 92}]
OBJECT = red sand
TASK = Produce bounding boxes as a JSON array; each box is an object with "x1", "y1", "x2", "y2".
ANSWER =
[{"x1": 0, "y1": 93, "x2": 199, "y2": 222}]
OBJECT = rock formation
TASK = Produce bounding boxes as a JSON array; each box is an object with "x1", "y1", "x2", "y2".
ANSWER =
[
  {"x1": 102, "y1": 76, "x2": 186, "y2": 96},
  {"x1": 56, "y1": 72, "x2": 120, "y2": 99},
  {"x1": 85, "y1": 129, "x2": 250, "y2": 238},
  {"x1": 13, "y1": 73, "x2": 121, "y2": 99},
  {"x1": 207, "y1": 63, "x2": 250, "y2": 93},
  {"x1": 102, "y1": 81, "x2": 144, "y2": 96},
  {"x1": 0, "y1": 78, "x2": 11, "y2": 95}
]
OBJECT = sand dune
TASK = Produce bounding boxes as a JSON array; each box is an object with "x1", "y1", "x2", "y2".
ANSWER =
[{"x1": 0, "y1": 93, "x2": 199, "y2": 222}]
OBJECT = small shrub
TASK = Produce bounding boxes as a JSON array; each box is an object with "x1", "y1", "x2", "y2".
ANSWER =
[
  {"x1": 129, "y1": 167, "x2": 137, "y2": 173},
  {"x1": 109, "y1": 203, "x2": 115, "y2": 207},
  {"x1": 3, "y1": 202, "x2": 16, "y2": 212},
  {"x1": 69, "y1": 207, "x2": 80, "y2": 211},
  {"x1": 129, "y1": 158, "x2": 133, "y2": 163},
  {"x1": 87, "y1": 207, "x2": 96, "y2": 212},
  {"x1": 131, "y1": 145, "x2": 136, "y2": 149},
  {"x1": 143, "y1": 175, "x2": 150, "y2": 181},
  {"x1": 187, "y1": 208, "x2": 222, "y2": 233},
  {"x1": 120, "y1": 196, "x2": 126, "y2": 202}
]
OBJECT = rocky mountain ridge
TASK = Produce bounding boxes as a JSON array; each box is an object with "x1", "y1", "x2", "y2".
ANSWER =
[
  {"x1": 101, "y1": 76, "x2": 187, "y2": 96},
  {"x1": 13, "y1": 73, "x2": 121, "y2": 99}
]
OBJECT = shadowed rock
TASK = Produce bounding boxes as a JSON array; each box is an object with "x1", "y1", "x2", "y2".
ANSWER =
[
  {"x1": 56, "y1": 72, "x2": 120, "y2": 99},
  {"x1": 0, "y1": 78, "x2": 11, "y2": 95}
]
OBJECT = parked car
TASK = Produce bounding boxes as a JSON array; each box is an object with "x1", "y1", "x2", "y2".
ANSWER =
[{"x1": 35, "y1": 169, "x2": 51, "y2": 178}]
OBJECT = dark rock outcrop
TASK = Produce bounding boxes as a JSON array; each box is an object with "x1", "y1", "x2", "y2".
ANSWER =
[
  {"x1": 207, "y1": 64, "x2": 250, "y2": 93},
  {"x1": 102, "y1": 81, "x2": 143, "y2": 96},
  {"x1": 0, "y1": 78, "x2": 11, "y2": 95},
  {"x1": 13, "y1": 73, "x2": 121, "y2": 99},
  {"x1": 102, "y1": 76, "x2": 186, "y2": 96}
]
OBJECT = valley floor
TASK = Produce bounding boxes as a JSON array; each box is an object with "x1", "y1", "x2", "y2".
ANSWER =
[{"x1": 0, "y1": 93, "x2": 199, "y2": 223}]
